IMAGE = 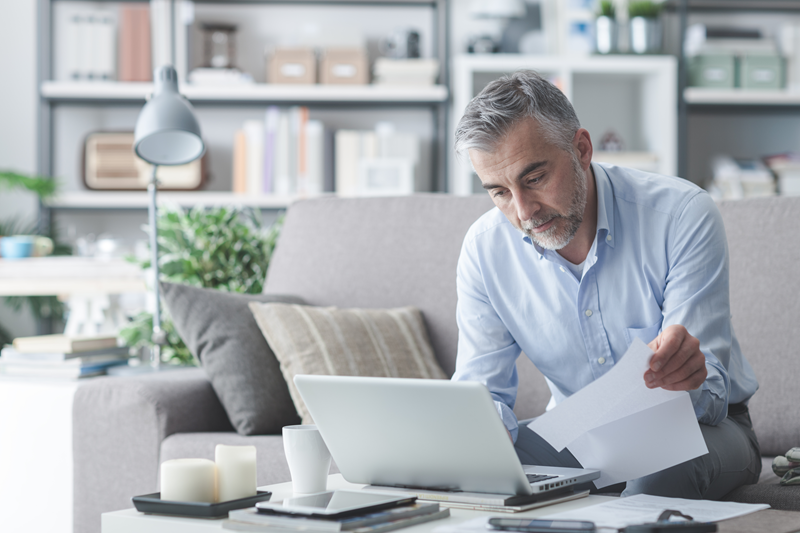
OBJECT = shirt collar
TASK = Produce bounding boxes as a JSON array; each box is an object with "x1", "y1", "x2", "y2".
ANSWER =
[{"x1": 523, "y1": 161, "x2": 616, "y2": 259}]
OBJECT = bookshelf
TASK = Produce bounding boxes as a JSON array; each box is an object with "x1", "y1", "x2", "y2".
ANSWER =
[
  {"x1": 668, "y1": 0, "x2": 800, "y2": 184},
  {"x1": 37, "y1": 0, "x2": 450, "y2": 223}
]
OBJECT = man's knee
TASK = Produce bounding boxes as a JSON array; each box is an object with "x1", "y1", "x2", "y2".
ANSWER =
[{"x1": 622, "y1": 455, "x2": 709, "y2": 499}]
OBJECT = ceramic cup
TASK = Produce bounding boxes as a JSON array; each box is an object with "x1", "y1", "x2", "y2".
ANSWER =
[
  {"x1": 0, "y1": 236, "x2": 35, "y2": 259},
  {"x1": 282, "y1": 425, "x2": 332, "y2": 494}
]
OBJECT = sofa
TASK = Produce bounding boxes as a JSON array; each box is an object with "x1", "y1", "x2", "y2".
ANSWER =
[{"x1": 72, "y1": 194, "x2": 800, "y2": 533}]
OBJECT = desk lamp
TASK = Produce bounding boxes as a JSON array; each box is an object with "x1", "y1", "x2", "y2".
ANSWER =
[{"x1": 134, "y1": 65, "x2": 205, "y2": 369}]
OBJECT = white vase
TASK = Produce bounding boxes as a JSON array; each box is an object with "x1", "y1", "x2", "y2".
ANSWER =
[{"x1": 630, "y1": 16, "x2": 662, "y2": 54}]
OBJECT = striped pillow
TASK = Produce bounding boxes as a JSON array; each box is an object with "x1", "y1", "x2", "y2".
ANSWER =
[{"x1": 248, "y1": 302, "x2": 446, "y2": 424}]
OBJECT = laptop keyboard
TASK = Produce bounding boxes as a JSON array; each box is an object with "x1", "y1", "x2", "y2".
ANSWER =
[{"x1": 526, "y1": 474, "x2": 558, "y2": 484}]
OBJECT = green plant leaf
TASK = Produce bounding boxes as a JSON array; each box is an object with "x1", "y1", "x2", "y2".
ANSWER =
[{"x1": 119, "y1": 206, "x2": 284, "y2": 363}]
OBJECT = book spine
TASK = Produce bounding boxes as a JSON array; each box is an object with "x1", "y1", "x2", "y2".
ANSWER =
[
  {"x1": 263, "y1": 106, "x2": 280, "y2": 194},
  {"x1": 243, "y1": 120, "x2": 265, "y2": 196},
  {"x1": 232, "y1": 129, "x2": 248, "y2": 194}
]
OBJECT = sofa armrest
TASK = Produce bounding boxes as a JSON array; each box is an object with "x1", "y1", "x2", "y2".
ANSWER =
[{"x1": 73, "y1": 368, "x2": 233, "y2": 533}]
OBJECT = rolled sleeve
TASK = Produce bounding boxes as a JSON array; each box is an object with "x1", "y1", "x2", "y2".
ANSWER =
[{"x1": 663, "y1": 192, "x2": 736, "y2": 425}]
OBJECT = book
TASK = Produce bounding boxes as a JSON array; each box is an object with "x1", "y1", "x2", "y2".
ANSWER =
[
  {"x1": 224, "y1": 508, "x2": 450, "y2": 533},
  {"x1": 117, "y1": 3, "x2": 151, "y2": 82},
  {"x1": 0, "y1": 345, "x2": 129, "y2": 363},
  {"x1": 0, "y1": 358, "x2": 129, "y2": 378},
  {"x1": 233, "y1": 129, "x2": 248, "y2": 193},
  {"x1": 228, "y1": 502, "x2": 441, "y2": 532},
  {"x1": 365, "y1": 484, "x2": 582, "y2": 508},
  {"x1": 244, "y1": 120, "x2": 266, "y2": 195},
  {"x1": 432, "y1": 489, "x2": 589, "y2": 513},
  {"x1": 263, "y1": 106, "x2": 281, "y2": 193},
  {"x1": 12, "y1": 334, "x2": 119, "y2": 355},
  {"x1": 273, "y1": 110, "x2": 293, "y2": 195},
  {"x1": 304, "y1": 120, "x2": 326, "y2": 196}
]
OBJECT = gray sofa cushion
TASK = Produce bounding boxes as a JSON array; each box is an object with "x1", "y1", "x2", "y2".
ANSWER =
[{"x1": 160, "y1": 282, "x2": 304, "y2": 435}]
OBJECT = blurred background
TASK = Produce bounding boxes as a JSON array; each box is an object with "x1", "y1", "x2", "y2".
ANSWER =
[{"x1": 4, "y1": 0, "x2": 800, "y2": 347}]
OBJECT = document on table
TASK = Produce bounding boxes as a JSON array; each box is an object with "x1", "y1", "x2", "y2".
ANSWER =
[
  {"x1": 527, "y1": 338, "x2": 708, "y2": 488},
  {"x1": 540, "y1": 494, "x2": 770, "y2": 529},
  {"x1": 432, "y1": 495, "x2": 770, "y2": 533}
]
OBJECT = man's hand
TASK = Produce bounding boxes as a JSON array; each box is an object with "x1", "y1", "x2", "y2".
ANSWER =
[{"x1": 644, "y1": 325, "x2": 707, "y2": 391}]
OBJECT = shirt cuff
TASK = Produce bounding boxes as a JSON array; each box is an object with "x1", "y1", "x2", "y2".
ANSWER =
[
  {"x1": 496, "y1": 400, "x2": 520, "y2": 443},
  {"x1": 688, "y1": 359, "x2": 730, "y2": 426}
]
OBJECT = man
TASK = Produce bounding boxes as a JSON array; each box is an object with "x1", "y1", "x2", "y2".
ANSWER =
[{"x1": 452, "y1": 70, "x2": 760, "y2": 499}]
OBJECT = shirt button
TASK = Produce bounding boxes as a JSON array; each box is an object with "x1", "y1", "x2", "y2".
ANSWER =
[
  {"x1": 585, "y1": 309, "x2": 593, "y2": 317},
  {"x1": 606, "y1": 235, "x2": 612, "y2": 242},
  {"x1": 560, "y1": 266, "x2": 566, "y2": 272},
  {"x1": 598, "y1": 357, "x2": 606, "y2": 365}
]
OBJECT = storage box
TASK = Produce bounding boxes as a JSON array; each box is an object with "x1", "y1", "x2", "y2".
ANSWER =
[
  {"x1": 268, "y1": 48, "x2": 317, "y2": 84},
  {"x1": 689, "y1": 53, "x2": 736, "y2": 88},
  {"x1": 739, "y1": 52, "x2": 784, "y2": 90},
  {"x1": 319, "y1": 48, "x2": 368, "y2": 85}
]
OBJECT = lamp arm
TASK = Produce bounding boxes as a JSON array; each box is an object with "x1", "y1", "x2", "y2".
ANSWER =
[{"x1": 148, "y1": 164, "x2": 166, "y2": 368}]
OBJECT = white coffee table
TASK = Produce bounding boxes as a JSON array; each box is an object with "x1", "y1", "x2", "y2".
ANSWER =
[{"x1": 101, "y1": 474, "x2": 615, "y2": 533}]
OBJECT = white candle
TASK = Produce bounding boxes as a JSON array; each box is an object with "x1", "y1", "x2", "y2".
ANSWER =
[
  {"x1": 160, "y1": 458, "x2": 216, "y2": 503},
  {"x1": 215, "y1": 444, "x2": 257, "y2": 502}
]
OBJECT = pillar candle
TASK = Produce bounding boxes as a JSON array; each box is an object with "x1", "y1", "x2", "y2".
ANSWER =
[
  {"x1": 215, "y1": 444, "x2": 257, "y2": 502},
  {"x1": 160, "y1": 458, "x2": 216, "y2": 503}
]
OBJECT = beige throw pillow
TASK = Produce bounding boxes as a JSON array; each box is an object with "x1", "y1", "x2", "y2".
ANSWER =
[{"x1": 248, "y1": 302, "x2": 447, "y2": 424}]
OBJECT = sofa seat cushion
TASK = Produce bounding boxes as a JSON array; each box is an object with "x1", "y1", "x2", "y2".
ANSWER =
[
  {"x1": 249, "y1": 302, "x2": 447, "y2": 424},
  {"x1": 160, "y1": 432, "x2": 339, "y2": 488},
  {"x1": 161, "y1": 282, "x2": 305, "y2": 435}
]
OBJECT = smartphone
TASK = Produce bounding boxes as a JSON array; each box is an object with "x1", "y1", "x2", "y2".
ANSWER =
[{"x1": 487, "y1": 518, "x2": 597, "y2": 533}]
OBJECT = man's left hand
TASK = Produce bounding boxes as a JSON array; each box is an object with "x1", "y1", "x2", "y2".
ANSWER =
[{"x1": 645, "y1": 325, "x2": 707, "y2": 391}]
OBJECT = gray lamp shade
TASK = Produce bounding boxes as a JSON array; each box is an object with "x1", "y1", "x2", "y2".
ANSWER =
[{"x1": 134, "y1": 65, "x2": 205, "y2": 166}]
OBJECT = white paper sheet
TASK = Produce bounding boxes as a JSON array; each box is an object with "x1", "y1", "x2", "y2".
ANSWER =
[
  {"x1": 527, "y1": 338, "x2": 708, "y2": 487},
  {"x1": 541, "y1": 494, "x2": 770, "y2": 529},
  {"x1": 567, "y1": 394, "x2": 707, "y2": 488}
]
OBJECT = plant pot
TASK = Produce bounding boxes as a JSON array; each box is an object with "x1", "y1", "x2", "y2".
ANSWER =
[
  {"x1": 629, "y1": 16, "x2": 661, "y2": 54},
  {"x1": 595, "y1": 16, "x2": 617, "y2": 54}
]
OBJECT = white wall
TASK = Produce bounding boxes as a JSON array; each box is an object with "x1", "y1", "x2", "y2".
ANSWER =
[{"x1": 0, "y1": 0, "x2": 39, "y2": 337}]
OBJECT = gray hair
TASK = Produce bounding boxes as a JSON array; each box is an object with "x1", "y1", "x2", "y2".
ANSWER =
[{"x1": 454, "y1": 70, "x2": 581, "y2": 157}]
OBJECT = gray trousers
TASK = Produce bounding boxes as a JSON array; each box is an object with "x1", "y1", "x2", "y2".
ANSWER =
[{"x1": 514, "y1": 410, "x2": 762, "y2": 499}]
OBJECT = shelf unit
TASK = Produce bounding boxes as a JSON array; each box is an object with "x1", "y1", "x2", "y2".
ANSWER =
[
  {"x1": 671, "y1": 0, "x2": 800, "y2": 182},
  {"x1": 46, "y1": 190, "x2": 314, "y2": 209},
  {"x1": 450, "y1": 54, "x2": 677, "y2": 196},
  {"x1": 37, "y1": 0, "x2": 450, "y2": 215}
]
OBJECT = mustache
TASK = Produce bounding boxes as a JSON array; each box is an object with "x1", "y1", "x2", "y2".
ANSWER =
[{"x1": 522, "y1": 214, "x2": 562, "y2": 230}]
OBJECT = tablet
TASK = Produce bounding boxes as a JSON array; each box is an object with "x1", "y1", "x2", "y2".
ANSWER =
[{"x1": 255, "y1": 490, "x2": 416, "y2": 518}]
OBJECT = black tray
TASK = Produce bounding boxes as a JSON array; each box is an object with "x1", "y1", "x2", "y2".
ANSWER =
[{"x1": 132, "y1": 490, "x2": 272, "y2": 518}]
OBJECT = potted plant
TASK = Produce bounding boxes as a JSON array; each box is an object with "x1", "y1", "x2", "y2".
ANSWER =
[
  {"x1": 119, "y1": 205, "x2": 283, "y2": 365},
  {"x1": 0, "y1": 171, "x2": 67, "y2": 346},
  {"x1": 595, "y1": 1, "x2": 617, "y2": 54},
  {"x1": 628, "y1": 1, "x2": 663, "y2": 54}
]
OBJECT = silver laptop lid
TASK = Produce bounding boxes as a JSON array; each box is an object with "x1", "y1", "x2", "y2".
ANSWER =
[{"x1": 293, "y1": 375, "x2": 535, "y2": 496}]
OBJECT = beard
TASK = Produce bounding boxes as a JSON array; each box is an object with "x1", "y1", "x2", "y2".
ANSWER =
[{"x1": 520, "y1": 155, "x2": 588, "y2": 251}]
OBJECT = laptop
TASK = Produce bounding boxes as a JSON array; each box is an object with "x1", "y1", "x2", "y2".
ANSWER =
[{"x1": 293, "y1": 375, "x2": 600, "y2": 501}]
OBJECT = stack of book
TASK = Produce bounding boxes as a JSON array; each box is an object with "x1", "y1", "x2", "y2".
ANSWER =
[
  {"x1": 224, "y1": 502, "x2": 449, "y2": 533},
  {"x1": 0, "y1": 334, "x2": 130, "y2": 379}
]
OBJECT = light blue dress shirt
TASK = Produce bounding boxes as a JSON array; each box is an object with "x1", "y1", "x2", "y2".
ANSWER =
[{"x1": 453, "y1": 162, "x2": 759, "y2": 442}]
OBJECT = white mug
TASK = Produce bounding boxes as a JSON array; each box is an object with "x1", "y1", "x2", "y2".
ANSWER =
[{"x1": 283, "y1": 425, "x2": 332, "y2": 494}]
